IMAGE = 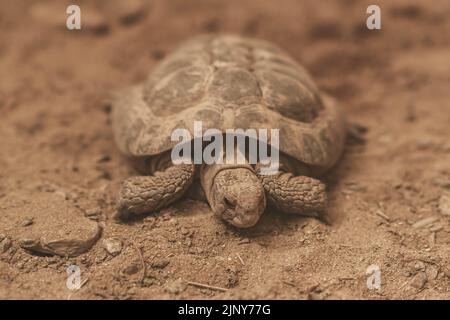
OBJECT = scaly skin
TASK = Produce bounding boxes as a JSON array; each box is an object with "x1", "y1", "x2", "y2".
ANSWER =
[
  {"x1": 115, "y1": 155, "x2": 326, "y2": 225},
  {"x1": 116, "y1": 164, "x2": 195, "y2": 219},
  {"x1": 256, "y1": 164, "x2": 327, "y2": 217}
]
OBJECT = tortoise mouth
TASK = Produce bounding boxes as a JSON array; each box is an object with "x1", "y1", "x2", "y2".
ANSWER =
[
  {"x1": 227, "y1": 210, "x2": 262, "y2": 228},
  {"x1": 221, "y1": 191, "x2": 266, "y2": 228}
]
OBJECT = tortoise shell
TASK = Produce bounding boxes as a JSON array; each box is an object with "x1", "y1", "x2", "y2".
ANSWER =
[{"x1": 112, "y1": 34, "x2": 346, "y2": 171}]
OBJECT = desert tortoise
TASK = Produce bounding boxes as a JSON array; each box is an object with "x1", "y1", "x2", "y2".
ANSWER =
[{"x1": 112, "y1": 34, "x2": 346, "y2": 228}]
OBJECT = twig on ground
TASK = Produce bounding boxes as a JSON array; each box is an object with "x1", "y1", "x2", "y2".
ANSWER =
[
  {"x1": 375, "y1": 210, "x2": 391, "y2": 222},
  {"x1": 133, "y1": 242, "x2": 146, "y2": 284},
  {"x1": 236, "y1": 253, "x2": 245, "y2": 266},
  {"x1": 187, "y1": 281, "x2": 228, "y2": 292}
]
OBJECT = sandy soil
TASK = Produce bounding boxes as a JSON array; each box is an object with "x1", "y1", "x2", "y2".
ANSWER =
[{"x1": 0, "y1": 0, "x2": 449, "y2": 300}]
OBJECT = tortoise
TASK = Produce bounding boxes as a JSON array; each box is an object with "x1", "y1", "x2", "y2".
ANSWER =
[{"x1": 112, "y1": 34, "x2": 347, "y2": 228}]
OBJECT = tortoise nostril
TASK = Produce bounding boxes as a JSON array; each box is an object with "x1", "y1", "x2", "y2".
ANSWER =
[{"x1": 223, "y1": 196, "x2": 236, "y2": 209}]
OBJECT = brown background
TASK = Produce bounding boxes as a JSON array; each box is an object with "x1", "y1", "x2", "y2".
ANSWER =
[{"x1": 0, "y1": 0, "x2": 449, "y2": 299}]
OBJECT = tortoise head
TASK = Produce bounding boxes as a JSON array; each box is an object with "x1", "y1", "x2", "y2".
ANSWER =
[{"x1": 207, "y1": 167, "x2": 266, "y2": 228}]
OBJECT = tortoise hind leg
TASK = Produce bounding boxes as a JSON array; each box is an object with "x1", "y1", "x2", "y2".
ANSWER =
[
  {"x1": 115, "y1": 164, "x2": 195, "y2": 219},
  {"x1": 256, "y1": 165, "x2": 327, "y2": 217}
]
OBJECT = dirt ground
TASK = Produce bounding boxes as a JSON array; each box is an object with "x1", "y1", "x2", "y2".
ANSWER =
[{"x1": 1, "y1": 0, "x2": 449, "y2": 300}]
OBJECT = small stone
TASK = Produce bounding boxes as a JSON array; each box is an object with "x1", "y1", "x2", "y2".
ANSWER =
[
  {"x1": 410, "y1": 272, "x2": 427, "y2": 290},
  {"x1": 238, "y1": 238, "x2": 251, "y2": 245},
  {"x1": 438, "y1": 194, "x2": 450, "y2": 216},
  {"x1": 46, "y1": 256, "x2": 59, "y2": 265},
  {"x1": 165, "y1": 278, "x2": 185, "y2": 295},
  {"x1": 102, "y1": 238, "x2": 123, "y2": 256},
  {"x1": 151, "y1": 50, "x2": 165, "y2": 60},
  {"x1": 54, "y1": 190, "x2": 68, "y2": 200},
  {"x1": 141, "y1": 277, "x2": 157, "y2": 287},
  {"x1": 21, "y1": 218, "x2": 34, "y2": 227},
  {"x1": 151, "y1": 260, "x2": 170, "y2": 269},
  {"x1": 95, "y1": 251, "x2": 108, "y2": 264},
  {"x1": 161, "y1": 213, "x2": 171, "y2": 221},
  {"x1": 393, "y1": 181, "x2": 403, "y2": 189},
  {"x1": 443, "y1": 268, "x2": 450, "y2": 278},
  {"x1": 180, "y1": 227, "x2": 189, "y2": 235},
  {"x1": 0, "y1": 237, "x2": 12, "y2": 253},
  {"x1": 416, "y1": 139, "x2": 434, "y2": 150},
  {"x1": 122, "y1": 262, "x2": 140, "y2": 275},
  {"x1": 17, "y1": 194, "x2": 101, "y2": 257},
  {"x1": 79, "y1": 256, "x2": 90, "y2": 267},
  {"x1": 414, "y1": 261, "x2": 425, "y2": 270},
  {"x1": 412, "y1": 217, "x2": 438, "y2": 229},
  {"x1": 426, "y1": 265, "x2": 439, "y2": 281},
  {"x1": 433, "y1": 178, "x2": 450, "y2": 189},
  {"x1": 344, "y1": 182, "x2": 367, "y2": 192}
]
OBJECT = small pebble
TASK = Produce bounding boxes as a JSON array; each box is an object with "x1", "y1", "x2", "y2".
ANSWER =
[
  {"x1": 95, "y1": 251, "x2": 108, "y2": 264},
  {"x1": 21, "y1": 218, "x2": 34, "y2": 227},
  {"x1": 238, "y1": 238, "x2": 251, "y2": 245},
  {"x1": 102, "y1": 238, "x2": 123, "y2": 256},
  {"x1": 165, "y1": 278, "x2": 185, "y2": 295},
  {"x1": 0, "y1": 237, "x2": 12, "y2": 253},
  {"x1": 412, "y1": 217, "x2": 438, "y2": 229},
  {"x1": 433, "y1": 178, "x2": 450, "y2": 189},
  {"x1": 344, "y1": 182, "x2": 367, "y2": 192},
  {"x1": 410, "y1": 272, "x2": 427, "y2": 290},
  {"x1": 151, "y1": 260, "x2": 170, "y2": 269},
  {"x1": 426, "y1": 265, "x2": 439, "y2": 281},
  {"x1": 122, "y1": 262, "x2": 140, "y2": 275},
  {"x1": 438, "y1": 194, "x2": 450, "y2": 216},
  {"x1": 46, "y1": 256, "x2": 59, "y2": 265}
]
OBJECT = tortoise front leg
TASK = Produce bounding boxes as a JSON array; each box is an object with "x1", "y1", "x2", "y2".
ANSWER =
[
  {"x1": 115, "y1": 164, "x2": 195, "y2": 219},
  {"x1": 256, "y1": 164, "x2": 327, "y2": 217}
]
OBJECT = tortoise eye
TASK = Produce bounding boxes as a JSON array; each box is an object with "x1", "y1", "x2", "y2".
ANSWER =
[{"x1": 223, "y1": 196, "x2": 236, "y2": 210}]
